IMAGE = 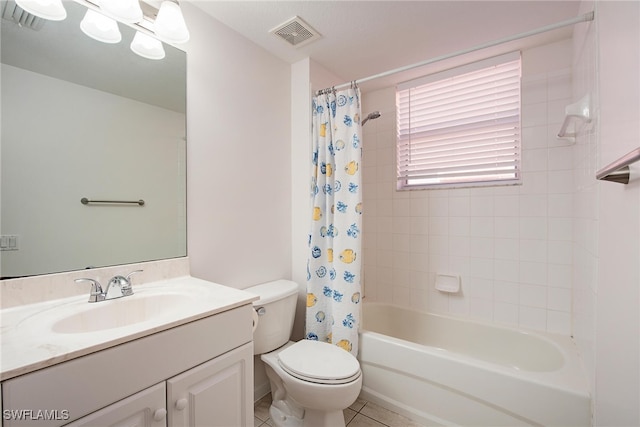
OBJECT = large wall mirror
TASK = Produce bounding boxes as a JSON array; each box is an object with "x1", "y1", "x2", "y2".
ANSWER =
[{"x1": 1, "y1": 0, "x2": 187, "y2": 279}]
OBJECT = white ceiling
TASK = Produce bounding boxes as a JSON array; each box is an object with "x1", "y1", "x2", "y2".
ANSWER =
[{"x1": 189, "y1": 0, "x2": 581, "y2": 92}]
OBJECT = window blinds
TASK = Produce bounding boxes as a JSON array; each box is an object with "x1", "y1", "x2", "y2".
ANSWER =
[{"x1": 396, "y1": 52, "x2": 522, "y2": 189}]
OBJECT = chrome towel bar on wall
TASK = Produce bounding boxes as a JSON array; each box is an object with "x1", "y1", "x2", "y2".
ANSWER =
[
  {"x1": 596, "y1": 147, "x2": 640, "y2": 184},
  {"x1": 81, "y1": 198, "x2": 145, "y2": 206}
]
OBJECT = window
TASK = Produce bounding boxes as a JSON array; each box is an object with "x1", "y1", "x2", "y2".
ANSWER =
[{"x1": 396, "y1": 52, "x2": 522, "y2": 190}]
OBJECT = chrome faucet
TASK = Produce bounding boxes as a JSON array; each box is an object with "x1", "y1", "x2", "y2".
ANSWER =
[
  {"x1": 105, "y1": 270, "x2": 142, "y2": 299},
  {"x1": 75, "y1": 269, "x2": 143, "y2": 303},
  {"x1": 74, "y1": 278, "x2": 105, "y2": 303}
]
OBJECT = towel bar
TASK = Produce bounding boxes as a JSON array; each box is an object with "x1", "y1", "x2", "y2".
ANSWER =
[
  {"x1": 596, "y1": 147, "x2": 640, "y2": 184},
  {"x1": 81, "y1": 198, "x2": 145, "y2": 206}
]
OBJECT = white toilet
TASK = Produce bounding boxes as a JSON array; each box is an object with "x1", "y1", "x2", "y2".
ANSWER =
[{"x1": 246, "y1": 280, "x2": 362, "y2": 427}]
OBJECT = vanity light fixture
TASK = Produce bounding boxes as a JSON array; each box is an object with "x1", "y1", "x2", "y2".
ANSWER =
[
  {"x1": 14, "y1": 0, "x2": 66, "y2": 21},
  {"x1": 153, "y1": 0, "x2": 189, "y2": 44},
  {"x1": 130, "y1": 31, "x2": 166, "y2": 60},
  {"x1": 99, "y1": 0, "x2": 143, "y2": 24},
  {"x1": 12, "y1": 0, "x2": 190, "y2": 60},
  {"x1": 80, "y1": 9, "x2": 122, "y2": 44},
  {"x1": 11, "y1": 0, "x2": 191, "y2": 46}
]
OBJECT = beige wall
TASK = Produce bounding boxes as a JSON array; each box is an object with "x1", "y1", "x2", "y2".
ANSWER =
[{"x1": 183, "y1": 3, "x2": 292, "y2": 290}]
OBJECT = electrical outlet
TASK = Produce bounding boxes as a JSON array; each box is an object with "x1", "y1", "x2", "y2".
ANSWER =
[{"x1": 0, "y1": 235, "x2": 19, "y2": 251}]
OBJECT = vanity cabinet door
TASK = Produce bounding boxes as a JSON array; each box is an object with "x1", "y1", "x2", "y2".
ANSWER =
[
  {"x1": 167, "y1": 343, "x2": 253, "y2": 427},
  {"x1": 64, "y1": 383, "x2": 167, "y2": 427}
]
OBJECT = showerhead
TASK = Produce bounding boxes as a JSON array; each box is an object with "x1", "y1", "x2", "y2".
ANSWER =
[{"x1": 362, "y1": 111, "x2": 381, "y2": 126}]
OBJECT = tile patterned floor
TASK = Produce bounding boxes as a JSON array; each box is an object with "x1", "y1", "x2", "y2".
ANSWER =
[{"x1": 254, "y1": 394, "x2": 425, "y2": 427}]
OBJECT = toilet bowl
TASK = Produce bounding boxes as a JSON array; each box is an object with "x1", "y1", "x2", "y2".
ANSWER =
[{"x1": 245, "y1": 280, "x2": 362, "y2": 427}]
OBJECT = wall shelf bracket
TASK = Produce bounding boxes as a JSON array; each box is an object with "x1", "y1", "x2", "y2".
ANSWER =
[{"x1": 557, "y1": 94, "x2": 592, "y2": 143}]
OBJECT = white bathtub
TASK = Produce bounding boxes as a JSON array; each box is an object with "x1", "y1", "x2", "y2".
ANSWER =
[{"x1": 358, "y1": 303, "x2": 591, "y2": 426}]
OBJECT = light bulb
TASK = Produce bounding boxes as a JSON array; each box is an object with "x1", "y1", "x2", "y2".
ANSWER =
[
  {"x1": 99, "y1": 0, "x2": 143, "y2": 24},
  {"x1": 80, "y1": 9, "x2": 122, "y2": 44},
  {"x1": 154, "y1": 1, "x2": 189, "y2": 44},
  {"x1": 130, "y1": 31, "x2": 166, "y2": 60}
]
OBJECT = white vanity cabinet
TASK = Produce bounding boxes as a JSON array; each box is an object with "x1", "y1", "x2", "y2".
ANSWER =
[
  {"x1": 65, "y1": 383, "x2": 167, "y2": 427},
  {"x1": 66, "y1": 343, "x2": 253, "y2": 427},
  {"x1": 1, "y1": 305, "x2": 254, "y2": 427},
  {"x1": 167, "y1": 343, "x2": 253, "y2": 427}
]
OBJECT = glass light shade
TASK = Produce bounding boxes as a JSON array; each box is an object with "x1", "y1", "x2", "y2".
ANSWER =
[
  {"x1": 80, "y1": 10, "x2": 122, "y2": 44},
  {"x1": 15, "y1": 0, "x2": 66, "y2": 21},
  {"x1": 99, "y1": 0, "x2": 143, "y2": 24},
  {"x1": 154, "y1": 1, "x2": 189, "y2": 44},
  {"x1": 130, "y1": 31, "x2": 166, "y2": 60}
]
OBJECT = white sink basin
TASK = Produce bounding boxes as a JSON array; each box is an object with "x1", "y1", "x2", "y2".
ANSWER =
[
  {"x1": 50, "y1": 293, "x2": 194, "y2": 334},
  {"x1": 13, "y1": 284, "x2": 213, "y2": 335}
]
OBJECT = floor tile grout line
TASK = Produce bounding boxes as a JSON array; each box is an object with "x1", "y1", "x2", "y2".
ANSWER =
[{"x1": 347, "y1": 402, "x2": 394, "y2": 427}]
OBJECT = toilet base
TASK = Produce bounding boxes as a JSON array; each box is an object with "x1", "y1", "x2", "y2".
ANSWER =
[
  {"x1": 301, "y1": 409, "x2": 346, "y2": 427},
  {"x1": 269, "y1": 404, "x2": 302, "y2": 427},
  {"x1": 269, "y1": 404, "x2": 346, "y2": 427}
]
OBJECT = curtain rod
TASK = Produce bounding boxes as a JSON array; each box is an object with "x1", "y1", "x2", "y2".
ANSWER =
[{"x1": 317, "y1": 11, "x2": 594, "y2": 95}]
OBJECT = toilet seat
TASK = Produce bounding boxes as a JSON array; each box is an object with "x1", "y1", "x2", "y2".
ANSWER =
[{"x1": 277, "y1": 340, "x2": 361, "y2": 385}]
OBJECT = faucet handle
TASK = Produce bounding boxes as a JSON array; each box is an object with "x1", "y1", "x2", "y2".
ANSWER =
[
  {"x1": 75, "y1": 278, "x2": 104, "y2": 303},
  {"x1": 121, "y1": 269, "x2": 143, "y2": 296},
  {"x1": 126, "y1": 269, "x2": 143, "y2": 282}
]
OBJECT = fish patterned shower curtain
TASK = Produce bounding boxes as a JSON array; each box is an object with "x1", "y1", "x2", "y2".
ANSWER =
[{"x1": 306, "y1": 86, "x2": 363, "y2": 356}]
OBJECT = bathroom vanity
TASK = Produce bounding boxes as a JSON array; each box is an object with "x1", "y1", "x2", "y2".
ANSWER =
[{"x1": 0, "y1": 274, "x2": 257, "y2": 427}]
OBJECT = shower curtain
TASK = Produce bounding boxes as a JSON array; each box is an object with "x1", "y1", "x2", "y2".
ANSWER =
[{"x1": 306, "y1": 86, "x2": 363, "y2": 356}]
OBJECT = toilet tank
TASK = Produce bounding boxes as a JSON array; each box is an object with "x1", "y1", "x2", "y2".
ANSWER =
[{"x1": 244, "y1": 280, "x2": 299, "y2": 354}]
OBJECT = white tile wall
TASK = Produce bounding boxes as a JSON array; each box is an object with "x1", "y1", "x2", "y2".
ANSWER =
[
  {"x1": 362, "y1": 39, "x2": 575, "y2": 334},
  {"x1": 571, "y1": 0, "x2": 598, "y2": 399}
]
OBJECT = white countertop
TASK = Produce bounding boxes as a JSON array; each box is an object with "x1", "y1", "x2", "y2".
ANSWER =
[{"x1": 0, "y1": 276, "x2": 258, "y2": 381}]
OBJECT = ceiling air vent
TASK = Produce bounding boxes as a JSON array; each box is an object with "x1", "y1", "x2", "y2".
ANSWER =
[
  {"x1": 1, "y1": 0, "x2": 45, "y2": 30},
  {"x1": 270, "y1": 16, "x2": 321, "y2": 48}
]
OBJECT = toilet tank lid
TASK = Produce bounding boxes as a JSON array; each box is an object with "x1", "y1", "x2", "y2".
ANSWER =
[{"x1": 244, "y1": 280, "x2": 299, "y2": 306}]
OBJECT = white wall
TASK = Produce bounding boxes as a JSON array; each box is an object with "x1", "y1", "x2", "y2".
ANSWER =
[
  {"x1": 594, "y1": 5, "x2": 640, "y2": 422},
  {"x1": 572, "y1": 1, "x2": 640, "y2": 424},
  {"x1": 290, "y1": 58, "x2": 312, "y2": 343},
  {"x1": 1, "y1": 65, "x2": 185, "y2": 278},
  {"x1": 182, "y1": 3, "x2": 292, "y2": 290},
  {"x1": 181, "y1": 4, "x2": 292, "y2": 403},
  {"x1": 361, "y1": 40, "x2": 575, "y2": 335}
]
